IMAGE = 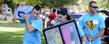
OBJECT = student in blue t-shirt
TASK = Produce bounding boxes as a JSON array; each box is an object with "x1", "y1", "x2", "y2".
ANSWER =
[
  {"x1": 23, "y1": 5, "x2": 43, "y2": 44},
  {"x1": 79, "y1": 1, "x2": 105, "y2": 44}
]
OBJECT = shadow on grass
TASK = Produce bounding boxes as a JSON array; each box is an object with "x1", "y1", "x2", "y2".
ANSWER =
[
  {"x1": 0, "y1": 31, "x2": 24, "y2": 44},
  {"x1": 0, "y1": 31, "x2": 46, "y2": 44}
]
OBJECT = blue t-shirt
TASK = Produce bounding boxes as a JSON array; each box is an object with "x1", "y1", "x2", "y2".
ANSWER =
[
  {"x1": 79, "y1": 12, "x2": 105, "y2": 44},
  {"x1": 77, "y1": 22, "x2": 84, "y2": 38},
  {"x1": 23, "y1": 17, "x2": 43, "y2": 44}
]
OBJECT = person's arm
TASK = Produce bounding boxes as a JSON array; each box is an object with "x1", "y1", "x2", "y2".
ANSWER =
[
  {"x1": 97, "y1": 28, "x2": 105, "y2": 37},
  {"x1": 24, "y1": 15, "x2": 36, "y2": 32},
  {"x1": 77, "y1": 22, "x2": 85, "y2": 40},
  {"x1": 92, "y1": 16, "x2": 105, "y2": 41},
  {"x1": 82, "y1": 35, "x2": 87, "y2": 44},
  {"x1": 78, "y1": 16, "x2": 86, "y2": 44},
  {"x1": 92, "y1": 28, "x2": 105, "y2": 41}
]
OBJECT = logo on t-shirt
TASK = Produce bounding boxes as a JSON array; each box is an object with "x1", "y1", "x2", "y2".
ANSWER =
[{"x1": 86, "y1": 20, "x2": 98, "y2": 31}]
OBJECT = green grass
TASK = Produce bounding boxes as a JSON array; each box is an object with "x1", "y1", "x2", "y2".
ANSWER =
[
  {"x1": 0, "y1": 21, "x2": 46, "y2": 44},
  {"x1": 0, "y1": 31, "x2": 24, "y2": 44},
  {"x1": 0, "y1": 21, "x2": 24, "y2": 28}
]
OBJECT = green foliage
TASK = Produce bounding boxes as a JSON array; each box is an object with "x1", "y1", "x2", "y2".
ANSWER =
[
  {"x1": 96, "y1": 0, "x2": 109, "y2": 9},
  {"x1": 25, "y1": 0, "x2": 42, "y2": 6},
  {"x1": 41, "y1": 0, "x2": 78, "y2": 8},
  {"x1": 13, "y1": 0, "x2": 20, "y2": 4},
  {"x1": 81, "y1": 0, "x2": 109, "y2": 10},
  {"x1": 0, "y1": 0, "x2": 78, "y2": 13}
]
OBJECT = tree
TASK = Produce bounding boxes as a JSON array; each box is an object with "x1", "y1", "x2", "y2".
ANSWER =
[
  {"x1": 96, "y1": 0, "x2": 109, "y2": 9},
  {"x1": 0, "y1": 0, "x2": 79, "y2": 13},
  {"x1": 25, "y1": 0, "x2": 42, "y2": 6},
  {"x1": 41, "y1": 0, "x2": 78, "y2": 8}
]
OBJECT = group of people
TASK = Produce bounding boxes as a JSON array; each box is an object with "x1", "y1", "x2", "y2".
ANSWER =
[
  {"x1": 47, "y1": 1, "x2": 105, "y2": 44},
  {"x1": 46, "y1": 1, "x2": 105, "y2": 44},
  {"x1": 2, "y1": 1, "x2": 106, "y2": 44}
]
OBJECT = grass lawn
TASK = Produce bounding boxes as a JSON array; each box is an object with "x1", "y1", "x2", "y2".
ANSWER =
[{"x1": 0, "y1": 21, "x2": 46, "y2": 44}]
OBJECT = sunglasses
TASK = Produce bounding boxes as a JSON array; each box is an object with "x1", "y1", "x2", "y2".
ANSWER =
[{"x1": 91, "y1": 6, "x2": 98, "y2": 8}]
